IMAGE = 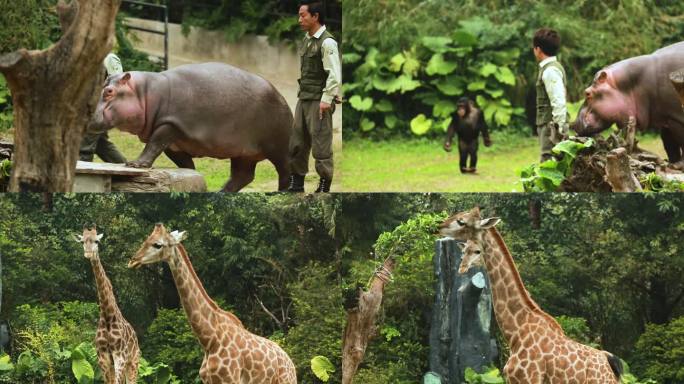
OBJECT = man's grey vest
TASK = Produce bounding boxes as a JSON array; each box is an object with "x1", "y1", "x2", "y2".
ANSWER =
[
  {"x1": 536, "y1": 60, "x2": 567, "y2": 126},
  {"x1": 298, "y1": 29, "x2": 335, "y2": 101}
]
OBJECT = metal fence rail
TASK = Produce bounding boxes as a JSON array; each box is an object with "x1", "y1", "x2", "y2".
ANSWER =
[{"x1": 121, "y1": 0, "x2": 169, "y2": 70}]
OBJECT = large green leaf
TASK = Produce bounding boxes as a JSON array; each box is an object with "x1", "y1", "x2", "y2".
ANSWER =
[
  {"x1": 421, "y1": 36, "x2": 453, "y2": 53},
  {"x1": 410, "y1": 114, "x2": 433, "y2": 135},
  {"x1": 433, "y1": 100, "x2": 457, "y2": 118},
  {"x1": 484, "y1": 88, "x2": 504, "y2": 98},
  {"x1": 538, "y1": 160, "x2": 565, "y2": 186},
  {"x1": 552, "y1": 138, "x2": 595, "y2": 159},
  {"x1": 452, "y1": 30, "x2": 478, "y2": 46},
  {"x1": 0, "y1": 355, "x2": 14, "y2": 371},
  {"x1": 426, "y1": 53, "x2": 457, "y2": 76},
  {"x1": 467, "y1": 81, "x2": 486, "y2": 91},
  {"x1": 384, "y1": 115, "x2": 398, "y2": 129},
  {"x1": 342, "y1": 52, "x2": 362, "y2": 64},
  {"x1": 432, "y1": 76, "x2": 463, "y2": 96},
  {"x1": 479, "y1": 63, "x2": 498, "y2": 77},
  {"x1": 494, "y1": 106, "x2": 513, "y2": 126},
  {"x1": 403, "y1": 54, "x2": 421, "y2": 76},
  {"x1": 349, "y1": 95, "x2": 373, "y2": 111},
  {"x1": 374, "y1": 99, "x2": 394, "y2": 112},
  {"x1": 360, "y1": 117, "x2": 376, "y2": 132},
  {"x1": 439, "y1": 117, "x2": 453, "y2": 132},
  {"x1": 388, "y1": 53, "x2": 406, "y2": 72},
  {"x1": 311, "y1": 356, "x2": 335, "y2": 382},
  {"x1": 387, "y1": 74, "x2": 421, "y2": 94},
  {"x1": 372, "y1": 74, "x2": 394, "y2": 91},
  {"x1": 71, "y1": 349, "x2": 94, "y2": 384},
  {"x1": 494, "y1": 67, "x2": 516, "y2": 85}
]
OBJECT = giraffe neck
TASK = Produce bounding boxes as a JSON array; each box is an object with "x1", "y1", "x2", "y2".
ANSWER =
[
  {"x1": 482, "y1": 228, "x2": 563, "y2": 345},
  {"x1": 167, "y1": 244, "x2": 242, "y2": 348},
  {"x1": 90, "y1": 255, "x2": 122, "y2": 321}
]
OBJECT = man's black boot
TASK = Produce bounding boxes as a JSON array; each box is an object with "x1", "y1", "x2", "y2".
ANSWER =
[
  {"x1": 287, "y1": 174, "x2": 305, "y2": 192},
  {"x1": 315, "y1": 178, "x2": 332, "y2": 193}
]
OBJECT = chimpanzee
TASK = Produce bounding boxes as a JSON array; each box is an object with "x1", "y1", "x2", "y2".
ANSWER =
[{"x1": 443, "y1": 97, "x2": 492, "y2": 173}]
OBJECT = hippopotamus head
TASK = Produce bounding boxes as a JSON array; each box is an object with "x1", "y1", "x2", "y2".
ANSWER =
[
  {"x1": 573, "y1": 69, "x2": 633, "y2": 136},
  {"x1": 94, "y1": 72, "x2": 145, "y2": 131}
]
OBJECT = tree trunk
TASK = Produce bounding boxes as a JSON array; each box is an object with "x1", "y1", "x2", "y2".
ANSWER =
[
  {"x1": 670, "y1": 70, "x2": 684, "y2": 108},
  {"x1": 0, "y1": 0, "x2": 121, "y2": 192},
  {"x1": 341, "y1": 257, "x2": 395, "y2": 384}
]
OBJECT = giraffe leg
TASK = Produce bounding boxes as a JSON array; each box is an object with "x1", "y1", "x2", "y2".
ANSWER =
[
  {"x1": 113, "y1": 354, "x2": 126, "y2": 384},
  {"x1": 97, "y1": 351, "x2": 114, "y2": 384},
  {"x1": 125, "y1": 350, "x2": 140, "y2": 384}
]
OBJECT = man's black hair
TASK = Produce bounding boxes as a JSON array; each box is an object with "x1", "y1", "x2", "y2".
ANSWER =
[
  {"x1": 300, "y1": 1, "x2": 325, "y2": 25},
  {"x1": 533, "y1": 28, "x2": 560, "y2": 56}
]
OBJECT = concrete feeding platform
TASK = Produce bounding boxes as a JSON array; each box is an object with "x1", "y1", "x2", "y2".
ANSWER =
[{"x1": 75, "y1": 161, "x2": 207, "y2": 192}]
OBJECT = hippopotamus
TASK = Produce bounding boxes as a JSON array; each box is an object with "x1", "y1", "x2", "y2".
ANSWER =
[
  {"x1": 94, "y1": 62, "x2": 293, "y2": 191},
  {"x1": 573, "y1": 42, "x2": 684, "y2": 166}
]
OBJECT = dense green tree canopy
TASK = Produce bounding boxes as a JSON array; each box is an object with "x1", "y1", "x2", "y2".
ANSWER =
[{"x1": 0, "y1": 193, "x2": 682, "y2": 382}]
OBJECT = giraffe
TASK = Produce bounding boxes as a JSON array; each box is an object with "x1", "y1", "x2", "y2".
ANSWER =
[
  {"x1": 439, "y1": 207, "x2": 623, "y2": 384},
  {"x1": 73, "y1": 225, "x2": 140, "y2": 384},
  {"x1": 127, "y1": 223, "x2": 297, "y2": 384}
]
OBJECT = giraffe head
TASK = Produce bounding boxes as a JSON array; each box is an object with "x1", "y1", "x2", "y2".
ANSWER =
[
  {"x1": 457, "y1": 239, "x2": 486, "y2": 274},
  {"x1": 73, "y1": 224, "x2": 104, "y2": 260},
  {"x1": 128, "y1": 223, "x2": 187, "y2": 269},
  {"x1": 438, "y1": 206, "x2": 501, "y2": 241}
]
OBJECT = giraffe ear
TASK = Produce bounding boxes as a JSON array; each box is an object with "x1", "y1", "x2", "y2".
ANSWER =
[
  {"x1": 478, "y1": 217, "x2": 500, "y2": 229},
  {"x1": 72, "y1": 234, "x2": 83, "y2": 243},
  {"x1": 96, "y1": 234, "x2": 104, "y2": 241},
  {"x1": 170, "y1": 230, "x2": 187, "y2": 243},
  {"x1": 456, "y1": 242, "x2": 467, "y2": 251}
]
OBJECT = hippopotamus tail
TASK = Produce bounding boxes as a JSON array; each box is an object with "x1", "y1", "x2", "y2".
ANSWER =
[{"x1": 606, "y1": 353, "x2": 623, "y2": 381}]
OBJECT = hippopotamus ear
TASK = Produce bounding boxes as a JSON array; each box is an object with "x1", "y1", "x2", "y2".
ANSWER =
[{"x1": 120, "y1": 72, "x2": 131, "y2": 84}]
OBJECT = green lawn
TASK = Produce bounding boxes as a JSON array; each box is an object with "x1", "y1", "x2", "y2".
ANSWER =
[
  {"x1": 339, "y1": 132, "x2": 667, "y2": 192},
  {"x1": 106, "y1": 130, "x2": 342, "y2": 192}
]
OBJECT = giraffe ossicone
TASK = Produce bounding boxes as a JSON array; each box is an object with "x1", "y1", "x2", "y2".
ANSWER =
[
  {"x1": 440, "y1": 207, "x2": 623, "y2": 384},
  {"x1": 74, "y1": 225, "x2": 140, "y2": 384},
  {"x1": 128, "y1": 223, "x2": 297, "y2": 384}
]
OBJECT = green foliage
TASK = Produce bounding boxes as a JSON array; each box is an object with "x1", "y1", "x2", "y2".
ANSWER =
[
  {"x1": 520, "y1": 139, "x2": 594, "y2": 191},
  {"x1": 632, "y1": 317, "x2": 684, "y2": 383},
  {"x1": 345, "y1": 18, "x2": 525, "y2": 138},
  {"x1": 0, "y1": 0, "x2": 59, "y2": 54},
  {"x1": 640, "y1": 173, "x2": 684, "y2": 192},
  {"x1": 555, "y1": 315, "x2": 597, "y2": 348},
  {"x1": 310, "y1": 355, "x2": 335, "y2": 382},
  {"x1": 138, "y1": 357, "x2": 180, "y2": 384},
  {"x1": 142, "y1": 308, "x2": 203, "y2": 384},
  {"x1": 464, "y1": 366, "x2": 504, "y2": 384},
  {"x1": 0, "y1": 76, "x2": 12, "y2": 133}
]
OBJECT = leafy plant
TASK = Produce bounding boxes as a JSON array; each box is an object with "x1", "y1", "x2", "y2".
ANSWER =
[
  {"x1": 345, "y1": 16, "x2": 525, "y2": 138},
  {"x1": 640, "y1": 173, "x2": 684, "y2": 192},
  {"x1": 464, "y1": 366, "x2": 504, "y2": 384},
  {"x1": 519, "y1": 139, "x2": 594, "y2": 192},
  {"x1": 631, "y1": 317, "x2": 684, "y2": 383},
  {"x1": 311, "y1": 355, "x2": 335, "y2": 382}
]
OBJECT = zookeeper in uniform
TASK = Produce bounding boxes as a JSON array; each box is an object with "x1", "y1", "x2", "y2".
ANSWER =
[
  {"x1": 288, "y1": 1, "x2": 341, "y2": 193},
  {"x1": 79, "y1": 53, "x2": 127, "y2": 163}
]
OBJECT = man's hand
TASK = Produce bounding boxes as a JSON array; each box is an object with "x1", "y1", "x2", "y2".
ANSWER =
[
  {"x1": 319, "y1": 102, "x2": 332, "y2": 119},
  {"x1": 443, "y1": 141, "x2": 452, "y2": 152}
]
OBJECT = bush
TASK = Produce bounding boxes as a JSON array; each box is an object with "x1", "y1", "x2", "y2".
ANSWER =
[
  {"x1": 141, "y1": 308, "x2": 203, "y2": 384},
  {"x1": 632, "y1": 317, "x2": 684, "y2": 384}
]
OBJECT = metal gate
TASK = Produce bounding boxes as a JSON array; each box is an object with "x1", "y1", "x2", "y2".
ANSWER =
[{"x1": 121, "y1": 0, "x2": 169, "y2": 70}]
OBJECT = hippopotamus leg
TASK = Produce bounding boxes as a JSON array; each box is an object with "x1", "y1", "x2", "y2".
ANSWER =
[
  {"x1": 126, "y1": 124, "x2": 183, "y2": 168},
  {"x1": 164, "y1": 149, "x2": 195, "y2": 169},
  {"x1": 222, "y1": 157, "x2": 258, "y2": 192},
  {"x1": 662, "y1": 128, "x2": 684, "y2": 164}
]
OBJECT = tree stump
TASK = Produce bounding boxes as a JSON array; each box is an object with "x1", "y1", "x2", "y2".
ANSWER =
[
  {"x1": 605, "y1": 147, "x2": 643, "y2": 192},
  {"x1": 0, "y1": 0, "x2": 121, "y2": 191},
  {"x1": 670, "y1": 70, "x2": 684, "y2": 108},
  {"x1": 341, "y1": 257, "x2": 395, "y2": 384}
]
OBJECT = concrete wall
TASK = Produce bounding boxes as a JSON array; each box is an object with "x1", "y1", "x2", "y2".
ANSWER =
[{"x1": 125, "y1": 18, "x2": 342, "y2": 150}]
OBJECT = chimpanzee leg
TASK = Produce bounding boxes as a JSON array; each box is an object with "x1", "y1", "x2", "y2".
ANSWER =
[
  {"x1": 469, "y1": 140, "x2": 479, "y2": 170},
  {"x1": 458, "y1": 139, "x2": 469, "y2": 173}
]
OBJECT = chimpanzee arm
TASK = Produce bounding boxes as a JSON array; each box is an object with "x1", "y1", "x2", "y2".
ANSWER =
[{"x1": 446, "y1": 115, "x2": 459, "y2": 144}]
